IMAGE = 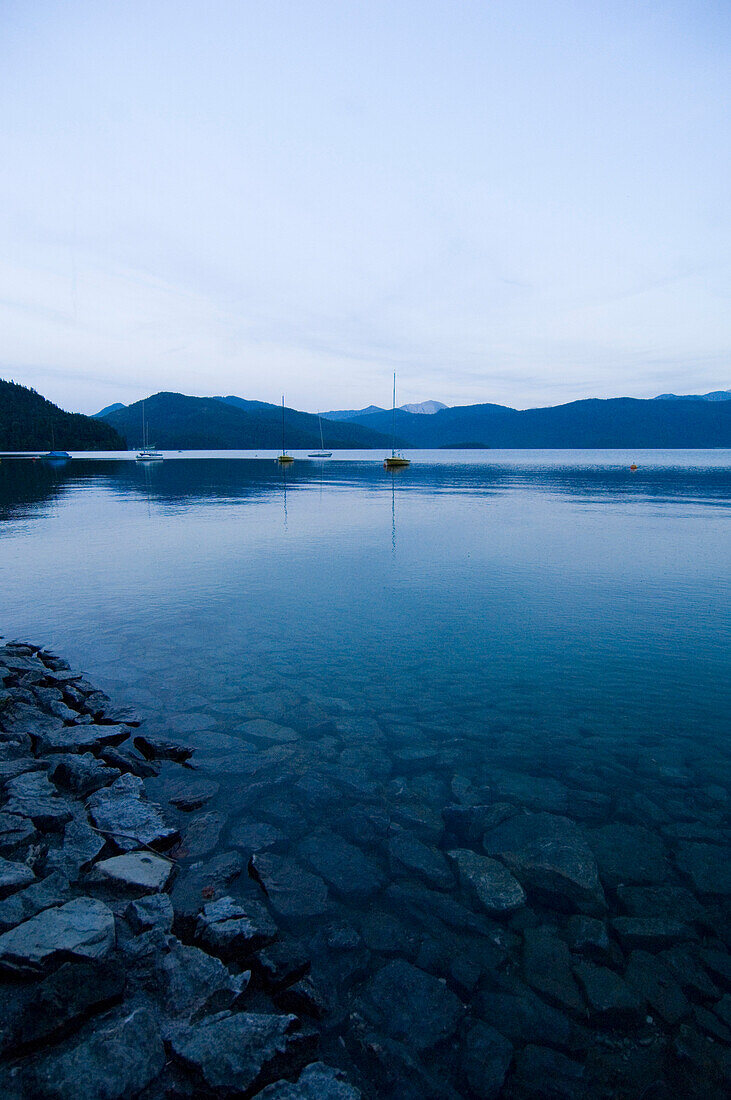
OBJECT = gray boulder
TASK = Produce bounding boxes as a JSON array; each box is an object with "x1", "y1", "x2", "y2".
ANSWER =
[
  {"x1": 48, "y1": 753, "x2": 120, "y2": 797},
  {"x1": 448, "y1": 849, "x2": 526, "y2": 915},
  {"x1": 0, "y1": 896, "x2": 115, "y2": 974},
  {"x1": 195, "y1": 895, "x2": 277, "y2": 958},
  {"x1": 0, "y1": 872, "x2": 69, "y2": 932},
  {"x1": 257, "y1": 1061, "x2": 361, "y2": 1099},
  {"x1": 4, "y1": 770, "x2": 75, "y2": 832},
  {"x1": 154, "y1": 939, "x2": 249, "y2": 1019},
  {"x1": 45, "y1": 817, "x2": 106, "y2": 882},
  {"x1": 92, "y1": 851, "x2": 173, "y2": 892},
  {"x1": 169, "y1": 1011, "x2": 317, "y2": 1094},
  {"x1": 483, "y1": 812, "x2": 606, "y2": 915},
  {"x1": 460, "y1": 1021, "x2": 513, "y2": 1099},
  {"x1": 389, "y1": 831, "x2": 454, "y2": 889},
  {"x1": 88, "y1": 773, "x2": 178, "y2": 851},
  {"x1": 0, "y1": 856, "x2": 35, "y2": 898},
  {"x1": 359, "y1": 959, "x2": 463, "y2": 1051}
]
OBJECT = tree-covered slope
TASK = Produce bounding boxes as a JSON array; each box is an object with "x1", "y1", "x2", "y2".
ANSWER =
[{"x1": 0, "y1": 380, "x2": 126, "y2": 451}]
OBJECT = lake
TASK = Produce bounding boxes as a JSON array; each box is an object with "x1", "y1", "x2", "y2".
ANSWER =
[{"x1": 1, "y1": 449, "x2": 730, "y2": 1097}]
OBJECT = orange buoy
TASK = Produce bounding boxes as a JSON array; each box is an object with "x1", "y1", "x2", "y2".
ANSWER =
[{"x1": 630, "y1": 464, "x2": 638, "y2": 471}]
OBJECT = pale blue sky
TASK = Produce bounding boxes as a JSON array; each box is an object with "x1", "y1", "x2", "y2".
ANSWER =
[{"x1": 1, "y1": 0, "x2": 729, "y2": 413}]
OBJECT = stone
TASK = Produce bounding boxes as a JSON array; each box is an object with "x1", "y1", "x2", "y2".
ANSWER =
[
  {"x1": 0, "y1": 896, "x2": 115, "y2": 974},
  {"x1": 35, "y1": 722, "x2": 130, "y2": 754},
  {"x1": 0, "y1": 958, "x2": 125, "y2": 1056},
  {"x1": 388, "y1": 831, "x2": 454, "y2": 889},
  {"x1": 274, "y1": 977, "x2": 328, "y2": 1020},
  {"x1": 154, "y1": 939, "x2": 248, "y2": 1018},
  {"x1": 178, "y1": 810, "x2": 226, "y2": 858},
  {"x1": 588, "y1": 823, "x2": 671, "y2": 888},
  {"x1": 254, "y1": 940, "x2": 311, "y2": 991},
  {"x1": 611, "y1": 916, "x2": 695, "y2": 952},
  {"x1": 100, "y1": 745, "x2": 159, "y2": 779},
  {"x1": 483, "y1": 812, "x2": 606, "y2": 915},
  {"x1": 48, "y1": 753, "x2": 120, "y2": 797},
  {"x1": 229, "y1": 818, "x2": 285, "y2": 854},
  {"x1": 697, "y1": 947, "x2": 731, "y2": 991},
  {"x1": 169, "y1": 1012, "x2": 317, "y2": 1095},
  {"x1": 460, "y1": 1021, "x2": 513, "y2": 1098},
  {"x1": 250, "y1": 853, "x2": 329, "y2": 918},
  {"x1": 359, "y1": 959, "x2": 463, "y2": 1052},
  {"x1": 133, "y1": 734, "x2": 193, "y2": 762},
  {"x1": 126, "y1": 892, "x2": 174, "y2": 934},
  {"x1": 448, "y1": 848, "x2": 526, "y2": 915},
  {"x1": 240, "y1": 718, "x2": 298, "y2": 744},
  {"x1": 443, "y1": 803, "x2": 517, "y2": 844},
  {"x1": 615, "y1": 883, "x2": 709, "y2": 926},
  {"x1": 4, "y1": 770, "x2": 75, "y2": 832},
  {"x1": 676, "y1": 842, "x2": 731, "y2": 896},
  {"x1": 573, "y1": 960, "x2": 645, "y2": 1024},
  {"x1": 474, "y1": 983, "x2": 571, "y2": 1049},
  {"x1": 45, "y1": 816, "x2": 106, "y2": 883},
  {"x1": 0, "y1": 812, "x2": 37, "y2": 859},
  {"x1": 624, "y1": 950, "x2": 690, "y2": 1025},
  {"x1": 0, "y1": 857, "x2": 35, "y2": 898},
  {"x1": 93, "y1": 851, "x2": 173, "y2": 892},
  {"x1": 195, "y1": 894, "x2": 277, "y2": 958},
  {"x1": 298, "y1": 832, "x2": 385, "y2": 899},
  {"x1": 257, "y1": 1062, "x2": 361, "y2": 1098},
  {"x1": 490, "y1": 771, "x2": 569, "y2": 813},
  {"x1": 13, "y1": 1006, "x2": 164, "y2": 1100},
  {"x1": 660, "y1": 946, "x2": 722, "y2": 1000},
  {"x1": 512, "y1": 1045, "x2": 585, "y2": 1099},
  {"x1": 88, "y1": 772, "x2": 178, "y2": 851},
  {"x1": 0, "y1": 872, "x2": 69, "y2": 932},
  {"x1": 522, "y1": 926, "x2": 584, "y2": 1013},
  {"x1": 566, "y1": 916, "x2": 615, "y2": 966},
  {"x1": 167, "y1": 775, "x2": 220, "y2": 810}
]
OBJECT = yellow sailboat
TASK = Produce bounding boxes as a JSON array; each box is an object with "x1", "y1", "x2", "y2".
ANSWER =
[
  {"x1": 384, "y1": 373, "x2": 410, "y2": 468},
  {"x1": 277, "y1": 395, "x2": 294, "y2": 464}
]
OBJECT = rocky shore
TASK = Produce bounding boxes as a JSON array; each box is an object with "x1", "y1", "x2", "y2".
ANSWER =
[
  {"x1": 1, "y1": 639, "x2": 730, "y2": 1098},
  {"x1": 0, "y1": 641, "x2": 360, "y2": 1099}
]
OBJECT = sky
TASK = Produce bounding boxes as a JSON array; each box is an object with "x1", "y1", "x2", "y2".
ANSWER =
[{"x1": 1, "y1": 0, "x2": 729, "y2": 415}]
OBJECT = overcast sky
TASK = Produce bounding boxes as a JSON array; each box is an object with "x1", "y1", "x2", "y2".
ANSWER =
[{"x1": 1, "y1": 1, "x2": 729, "y2": 414}]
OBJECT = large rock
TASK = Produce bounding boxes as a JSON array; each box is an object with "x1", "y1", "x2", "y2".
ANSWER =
[
  {"x1": 483, "y1": 812, "x2": 606, "y2": 915},
  {"x1": 297, "y1": 833, "x2": 385, "y2": 899},
  {"x1": 0, "y1": 812, "x2": 37, "y2": 856},
  {"x1": 0, "y1": 872, "x2": 69, "y2": 932},
  {"x1": 240, "y1": 719, "x2": 298, "y2": 744},
  {"x1": 359, "y1": 959, "x2": 463, "y2": 1051},
  {"x1": 512, "y1": 1045, "x2": 585, "y2": 1099},
  {"x1": 48, "y1": 753, "x2": 120, "y2": 797},
  {"x1": 87, "y1": 773, "x2": 178, "y2": 851},
  {"x1": 178, "y1": 811, "x2": 226, "y2": 858},
  {"x1": 0, "y1": 896, "x2": 115, "y2": 974},
  {"x1": 92, "y1": 851, "x2": 173, "y2": 892},
  {"x1": 0, "y1": 856, "x2": 35, "y2": 898},
  {"x1": 4, "y1": 770, "x2": 75, "y2": 832},
  {"x1": 11, "y1": 1006, "x2": 164, "y2": 1099},
  {"x1": 460, "y1": 1021, "x2": 513, "y2": 1099},
  {"x1": 522, "y1": 926, "x2": 584, "y2": 1013},
  {"x1": 447, "y1": 849, "x2": 526, "y2": 915},
  {"x1": 133, "y1": 734, "x2": 192, "y2": 762},
  {"x1": 588, "y1": 823, "x2": 671, "y2": 888},
  {"x1": 195, "y1": 895, "x2": 277, "y2": 959},
  {"x1": 0, "y1": 958, "x2": 125, "y2": 1056},
  {"x1": 250, "y1": 853, "x2": 329, "y2": 918},
  {"x1": 154, "y1": 939, "x2": 248, "y2": 1019},
  {"x1": 573, "y1": 960, "x2": 645, "y2": 1024},
  {"x1": 257, "y1": 1061, "x2": 361, "y2": 1098},
  {"x1": 35, "y1": 722, "x2": 129, "y2": 754},
  {"x1": 169, "y1": 1012, "x2": 317, "y2": 1095},
  {"x1": 45, "y1": 817, "x2": 106, "y2": 883},
  {"x1": 389, "y1": 831, "x2": 454, "y2": 890},
  {"x1": 624, "y1": 950, "x2": 690, "y2": 1025},
  {"x1": 675, "y1": 842, "x2": 731, "y2": 897}
]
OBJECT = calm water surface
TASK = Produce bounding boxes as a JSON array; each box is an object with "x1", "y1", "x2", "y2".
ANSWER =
[{"x1": 1, "y1": 450, "x2": 730, "y2": 1095}]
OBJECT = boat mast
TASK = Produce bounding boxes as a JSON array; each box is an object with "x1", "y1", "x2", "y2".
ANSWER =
[
  {"x1": 391, "y1": 372, "x2": 396, "y2": 457},
  {"x1": 318, "y1": 413, "x2": 324, "y2": 450},
  {"x1": 281, "y1": 395, "x2": 285, "y2": 457}
]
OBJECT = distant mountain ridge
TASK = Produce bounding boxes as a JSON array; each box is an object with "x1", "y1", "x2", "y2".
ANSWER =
[
  {"x1": 652, "y1": 390, "x2": 731, "y2": 402},
  {"x1": 325, "y1": 400, "x2": 446, "y2": 420},
  {"x1": 100, "y1": 392, "x2": 399, "y2": 450},
  {"x1": 0, "y1": 380, "x2": 124, "y2": 451}
]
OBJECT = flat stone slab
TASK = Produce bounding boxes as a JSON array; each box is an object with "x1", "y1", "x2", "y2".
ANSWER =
[
  {"x1": 0, "y1": 871, "x2": 69, "y2": 932},
  {"x1": 45, "y1": 817, "x2": 106, "y2": 883},
  {"x1": 4, "y1": 770, "x2": 75, "y2": 832},
  {"x1": 359, "y1": 959, "x2": 463, "y2": 1051},
  {"x1": 48, "y1": 753, "x2": 120, "y2": 797},
  {"x1": 675, "y1": 842, "x2": 731, "y2": 896},
  {"x1": 36, "y1": 723, "x2": 130, "y2": 754},
  {"x1": 229, "y1": 819, "x2": 285, "y2": 854},
  {"x1": 169, "y1": 1012, "x2": 317, "y2": 1094},
  {"x1": 0, "y1": 856, "x2": 35, "y2": 898},
  {"x1": 88, "y1": 773, "x2": 178, "y2": 851},
  {"x1": 573, "y1": 960, "x2": 645, "y2": 1024},
  {"x1": 133, "y1": 734, "x2": 193, "y2": 762},
  {"x1": 250, "y1": 853, "x2": 329, "y2": 918},
  {"x1": 588, "y1": 823, "x2": 671, "y2": 888},
  {"x1": 483, "y1": 812, "x2": 606, "y2": 915},
  {"x1": 448, "y1": 848, "x2": 526, "y2": 914},
  {"x1": 0, "y1": 896, "x2": 115, "y2": 973},
  {"x1": 165, "y1": 776, "x2": 220, "y2": 811},
  {"x1": 257, "y1": 1061, "x2": 362, "y2": 1099},
  {"x1": 240, "y1": 719, "x2": 299, "y2": 744},
  {"x1": 0, "y1": 813, "x2": 37, "y2": 856},
  {"x1": 196, "y1": 894, "x2": 277, "y2": 957},
  {"x1": 154, "y1": 940, "x2": 248, "y2": 1018},
  {"x1": 298, "y1": 833, "x2": 385, "y2": 899},
  {"x1": 94, "y1": 852, "x2": 173, "y2": 892},
  {"x1": 389, "y1": 831, "x2": 454, "y2": 889}
]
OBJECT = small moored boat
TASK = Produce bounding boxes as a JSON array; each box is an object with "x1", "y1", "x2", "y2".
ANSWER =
[{"x1": 384, "y1": 373, "x2": 410, "y2": 469}]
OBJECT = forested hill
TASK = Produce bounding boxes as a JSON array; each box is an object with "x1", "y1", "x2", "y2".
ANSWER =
[{"x1": 0, "y1": 380, "x2": 125, "y2": 451}]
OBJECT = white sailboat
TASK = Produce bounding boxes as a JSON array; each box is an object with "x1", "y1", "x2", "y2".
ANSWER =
[
  {"x1": 384, "y1": 373, "x2": 410, "y2": 468},
  {"x1": 136, "y1": 401, "x2": 163, "y2": 461},
  {"x1": 308, "y1": 413, "x2": 332, "y2": 458},
  {"x1": 277, "y1": 395, "x2": 294, "y2": 464}
]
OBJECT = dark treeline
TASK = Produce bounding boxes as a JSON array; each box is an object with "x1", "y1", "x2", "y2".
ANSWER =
[{"x1": 0, "y1": 380, "x2": 125, "y2": 451}]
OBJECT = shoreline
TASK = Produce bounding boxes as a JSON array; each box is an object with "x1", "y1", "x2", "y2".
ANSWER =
[{"x1": 0, "y1": 639, "x2": 360, "y2": 1099}]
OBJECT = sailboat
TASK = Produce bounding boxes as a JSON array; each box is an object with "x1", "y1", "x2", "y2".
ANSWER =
[
  {"x1": 277, "y1": 395, "x2": 294, "y2": 464},
  {"x1": 136, "y1": 400, "x2": 164, "y2": 461},
  {"x1": 308, "y1": 413, "x2": 332, "y2": 458},
  {"x1": 384, "y1": 373, "x2": 410, "y2": 468}
]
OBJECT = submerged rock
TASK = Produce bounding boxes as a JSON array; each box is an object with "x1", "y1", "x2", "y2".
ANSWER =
[
  {"x1": 460, "y1": 1021, "x2": 513, "y2": 1099},
  {"x1": 257, "y1": 1061, "x2": 362, "y2": 1098},
  {"x1": 298, "y1": 832, "x2": 385, "y2": 899},
  {"x1": 447, "y1": 848, "x2": 526, "y2": 915},
  {"x1": 250, "y1": 853, "x2": 329, "y2": 918},
  {"x1": 169, "y1": 1011, "x2": 317, "y2": 1095},
  {"x1": 359, "y1": 959, "x2": 463, "y2": 1052},
  {"x1": 389, "y1": 831, "x2": 454, "y2": 890},
  {"x1": 572, "y1": 960, "x2": 645, "y2": 1024},
  {"x1": 133, "y1": 734, "x2": 193, "y2": 762},
  {"x1": 483, "y1": 812, "x2": 606, "y2": 915}
]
